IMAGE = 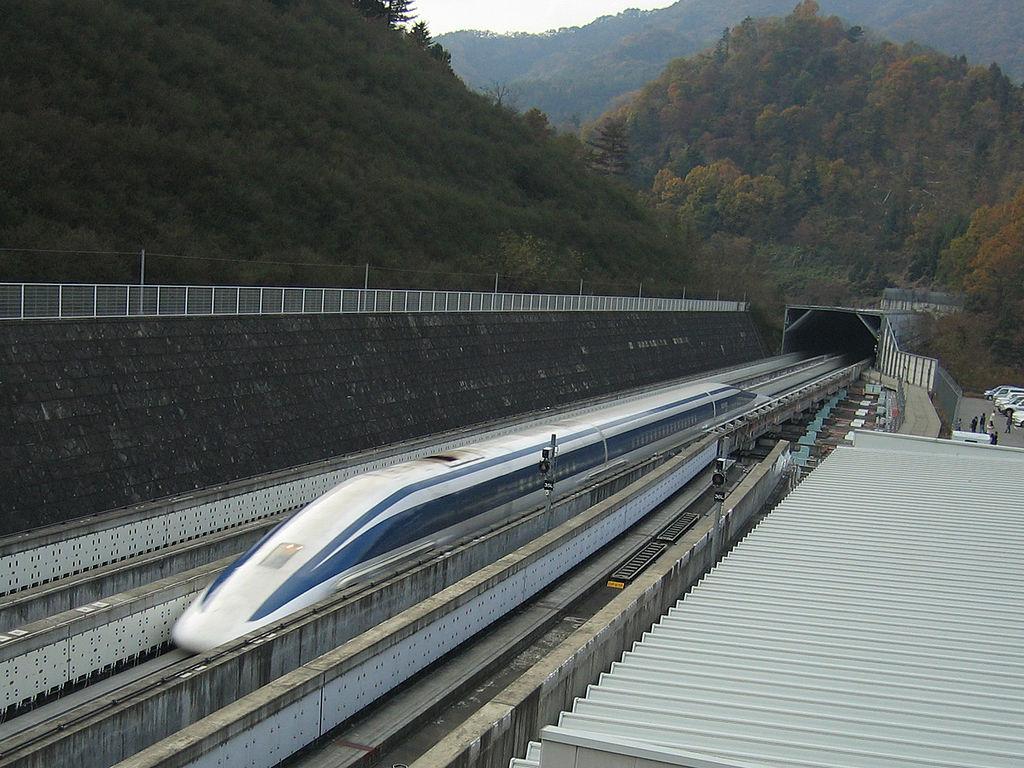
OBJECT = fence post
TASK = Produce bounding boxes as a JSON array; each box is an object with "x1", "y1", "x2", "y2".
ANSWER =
[
  {"x1": 93, "y1": 284, "x2": 97, "y2": 317},
  {"x1": 20, "y1": 283, "x2": 24, "y2": 319}
]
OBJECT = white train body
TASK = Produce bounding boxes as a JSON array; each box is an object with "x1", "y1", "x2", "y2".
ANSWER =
[{"x1": 172, "y1": 380, "x2": 757, "y2": 652}]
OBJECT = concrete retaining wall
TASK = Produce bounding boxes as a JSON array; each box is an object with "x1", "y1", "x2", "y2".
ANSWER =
[{"x1": 0, "y1": 311, "x2": 765, "y2": 533}]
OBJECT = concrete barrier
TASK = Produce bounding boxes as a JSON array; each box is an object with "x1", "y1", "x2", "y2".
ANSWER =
[
  {"x1": 0, "y1": 518, "x2": 275, "y2": 631},
  {"x1": 2, "y1": 311, "x2": 765, "y2": 534},
  {"x1": 60, "y1": 441, "x2": 721, "y2": 768},
  {"x1": 410, "y1": 442, "x2": 792, "y2": 768},
  {"x1": 0, "y1": 558, "x2": 227, "y2": 714},
  {"x1": 0, "y1": 440, "x2": 716, "y2": 768}
]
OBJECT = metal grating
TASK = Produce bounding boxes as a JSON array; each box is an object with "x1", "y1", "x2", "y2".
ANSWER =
[
  {"x1": 654, "y1": 511, "x2": 700, "y2": 543},
  {"x1": 608, "y1": 542, "x2": 668, "y2": 584},
  {"x1": 536, "y1": 432, "x2": 1024, "y2": 768}
]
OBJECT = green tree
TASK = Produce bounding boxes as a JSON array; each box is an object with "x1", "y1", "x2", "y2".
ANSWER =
[
  {"x1": 386, "y1": 0, "x2": 415, "y2": 29},
  {"x1": 588, "y1": 116, "x2": 629, "y2": 176},
  {"x1": 408, "y1": 21, "x2": 431, "y2": 49}
]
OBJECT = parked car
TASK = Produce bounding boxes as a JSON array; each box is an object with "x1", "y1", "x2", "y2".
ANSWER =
[
  {"x1": 988, "y1": 385, "x2": 1024, "y2": 400},
  {"x1": 996, "y1": 393, "x2": 1024, "y2": 415},
  {"x1": 1014, "y1": 411, "x2": 1024, "y2": 428}
]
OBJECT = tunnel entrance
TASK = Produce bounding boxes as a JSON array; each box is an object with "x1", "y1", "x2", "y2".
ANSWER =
[{"x1": 782, "y1": 305, "x2": 881, "y2": 361}]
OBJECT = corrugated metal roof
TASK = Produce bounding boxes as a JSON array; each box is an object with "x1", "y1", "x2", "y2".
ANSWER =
[{"x1": 533, "y1": 433, "x2": 1024, "y2": 768}]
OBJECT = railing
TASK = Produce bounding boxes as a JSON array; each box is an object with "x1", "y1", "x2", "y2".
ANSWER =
[
  {"x1": 877, "y1": 319, "x2": 938, "y2": 390},
  {"x1": 877, "y1": 317, "x2": 963, "y2": 431},
  {"x1": 0, "y1": 283, "x2": 747, "y2": 320},
  {"x1": 932, "y1": 364, "x2": 963, "y2": 430}
]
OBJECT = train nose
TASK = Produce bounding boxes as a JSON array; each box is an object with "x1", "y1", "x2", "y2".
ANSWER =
[
  {"x1": 172, "y1": 599, "x2": 250, "y2": 653},
  {"x1": 171, "y1": 614, "x2": 209, "y2": 653}
]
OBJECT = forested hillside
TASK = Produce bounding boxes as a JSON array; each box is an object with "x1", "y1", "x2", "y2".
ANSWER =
[
  {"x1": 0, "y1": 0, "x2": 686, "y2": 292},
  {"x1": 605, "y1": 2, "x2": 1024, "y2": 378},
  {"x1": 440, "y1": 0, "x2": 1024, "y2": 126},
  {"x1": 926, "y1": 188, "x2": 1024, "y2": 388}
]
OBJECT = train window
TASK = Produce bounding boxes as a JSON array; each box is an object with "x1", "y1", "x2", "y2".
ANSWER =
[{"x1": 260, "y1": 543, "x2": 304, "y2": 569}]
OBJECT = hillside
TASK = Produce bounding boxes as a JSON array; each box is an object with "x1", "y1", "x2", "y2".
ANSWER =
[
  {"x1": 926, "y1": 186, "x2": 1024, "y2": 388},
  {"x1": 0, "y1": 0, "x2": 687, "y2": 293},
  {"x1": 604, "y1": 3, "x2": 1024, "y2": 365},
  {"x1": 439, "y1": 0, "x2": 1024, "y2": 126}
]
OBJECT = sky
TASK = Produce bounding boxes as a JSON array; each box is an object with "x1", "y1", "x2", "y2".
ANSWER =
[{"x1": 414, "y1": 1, "x2": 676, "y2": 36}]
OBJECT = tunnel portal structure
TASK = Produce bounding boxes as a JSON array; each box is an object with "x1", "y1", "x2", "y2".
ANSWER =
[
  {"x1": 783, "y1": 304, "x2": 952, "y2": 422},
  {"x1": 782, "y1": 305, "x2": 882, "y2": 361}
]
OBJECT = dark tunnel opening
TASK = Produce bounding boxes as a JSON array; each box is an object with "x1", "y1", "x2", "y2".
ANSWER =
[{"x1": 782, "y1": 307, "x2": 880, "y2": 361}]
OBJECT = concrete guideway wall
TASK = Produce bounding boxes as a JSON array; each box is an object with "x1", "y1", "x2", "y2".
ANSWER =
[
  {"x1": 3, "y1": 440, "x2": 720, "y2": 768},
  {"x1": 0, "y1": 441, "x2": 684, "y2": 719},
  {"x1": 0, "y1": 517, "x2": 275, "y2": 630},
  {"x1": 0, "y1": 558, "x2": 227, "y2": 713},
  {"x1": 413, "y1": 440, "x2": 794, "y2": 768},
  {"x1": 0, "y1": 311, "x2": 765, "y2": 535},
  {"x1": 0, "y1": 442, "x2": 716, "y2": 768}
]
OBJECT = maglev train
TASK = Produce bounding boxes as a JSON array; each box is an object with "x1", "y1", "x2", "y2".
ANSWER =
[{"x1": 172, "y1": 380, "x2": 759, "y2": 652}]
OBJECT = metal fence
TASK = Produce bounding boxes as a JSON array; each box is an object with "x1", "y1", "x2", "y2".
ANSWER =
[
  {"x1": 877, "y1": 316, "x2": 963, "y2": 432},
  {"x1": 0, "y1": 283, "x2": 747, "y2": 320},
  {"x1": 933, "y1": 364, "x2": 963, "y2": 430}
]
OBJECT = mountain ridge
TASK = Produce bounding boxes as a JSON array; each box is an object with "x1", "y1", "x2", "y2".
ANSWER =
[{"x1": 439, "y1": 0, "x2": 1024, "y2": 126}]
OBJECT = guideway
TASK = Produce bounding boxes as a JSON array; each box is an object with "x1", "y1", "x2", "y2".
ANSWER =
[
  {"x1": 0, "y1": 355, "x2": 860, "y2": 768},
  {"x1": 0, "y1": 355, "x2": 814, "y2": 724}
]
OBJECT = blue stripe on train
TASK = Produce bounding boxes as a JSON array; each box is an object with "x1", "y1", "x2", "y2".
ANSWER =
[{"x1": 244, "y1": 387, "x2": 743, "y2": 620}]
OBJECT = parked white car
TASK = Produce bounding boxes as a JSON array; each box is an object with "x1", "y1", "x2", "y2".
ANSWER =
[
  {"x1": 1014, "y1": 411, "x2": 1024, "y2": 428},
  {"x1": 988, "y1": 385, "x2": 1024, "y2": 400},
  {"x1": 996, "y1": 394, "x2": 1024, "y2": 415}
]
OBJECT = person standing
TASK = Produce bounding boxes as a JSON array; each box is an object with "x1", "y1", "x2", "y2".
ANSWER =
[
  {"x1": 970, "y1": 416, "x2": 978, "y2": 432},
  {"x1": 991, "y1": 431, "x2": 999, "y2": 445},
  {"x1": 1008, "y1": 413, "x2": 1014, "y2": 434},
  {"x1": 956, "y1": 417, "x2": 963, "y2": 431},
  {"x1": 988, "y1": 414, "x2": 996, "y2": 434},
  {"x1": 980, "y1": 413, "x2": 988, "y2": 433}
]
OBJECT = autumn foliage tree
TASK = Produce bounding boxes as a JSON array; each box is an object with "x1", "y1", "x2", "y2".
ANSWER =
[{"x1": 603, "y1": 3, "x2": 1024, "y2": 313}]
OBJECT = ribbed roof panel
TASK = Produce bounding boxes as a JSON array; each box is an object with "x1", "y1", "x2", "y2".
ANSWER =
[{"x1": 543, "y1": 434, "x2": 1024, "y2": 768}]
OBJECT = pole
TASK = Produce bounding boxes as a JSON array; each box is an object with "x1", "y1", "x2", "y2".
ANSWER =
[
  {"x1": 494, "y1": 272, "x2": 499, "y2": 294},
  {"x1": 140, "y1": 248, "x2": 145, "y2": 286},
  {"x1": 579, "y1": 278, "x2": 584, "y2": 296},
  {"x1": 543, "y1": 433, "x2": 557, "y2": 517},
  {"x1": 363, "y1": 263, "x2": 369, "y2": 291},
  {"x1": 638, "y1": 282, "x2": 643, "y2": 299}
]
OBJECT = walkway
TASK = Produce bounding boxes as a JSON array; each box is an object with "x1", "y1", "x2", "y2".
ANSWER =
[{"x1": 898, "y1": 383, "x2": 941, "y2": 438}]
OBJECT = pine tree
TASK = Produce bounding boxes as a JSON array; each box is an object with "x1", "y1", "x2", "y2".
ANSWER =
[
  {"x1": 408, "y1": 21, "x2": 431, "y2": 49},
  {"x1": 386, "y1": 0, "x2": 415, "y2": 29},
  {"x1": 588, "y1": 117, "x2": 629, "y2": 176},
  {"x1": 352, "y1": 0, "x2": 387, "y2": 22}
]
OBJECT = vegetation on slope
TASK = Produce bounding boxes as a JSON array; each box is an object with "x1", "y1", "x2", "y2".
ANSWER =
[
  {"x1": 595, "y1": 2, "x2": 1024, "y2": 366},
  {"x1": 0, "y1": 0, "x2": 687, "y2": 293},
  {"x1": 925, "y1": 187, "x2": 1024, "y2": 389},
  {"x1": 439, "y1": 0, "x2": 1024, "y2": 127}
]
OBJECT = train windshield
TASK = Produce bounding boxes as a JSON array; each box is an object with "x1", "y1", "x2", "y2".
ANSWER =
[{"x1": 260, "y1": 542, "x2": 304, "y2": 569}]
